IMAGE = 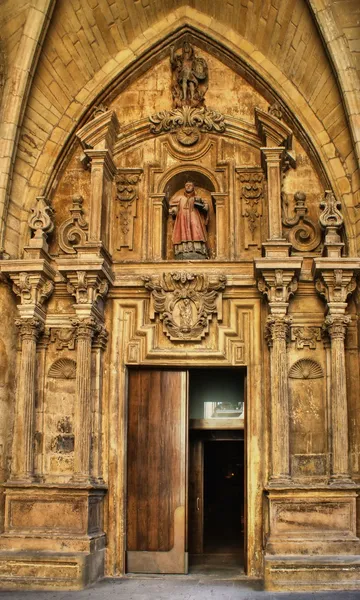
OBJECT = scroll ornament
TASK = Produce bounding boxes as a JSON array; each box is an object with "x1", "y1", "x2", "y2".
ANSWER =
[
  {"x1": 143, "y1": 271, "x2": 226, "y2": 340},
  {"x1": 282, "y1": 191, "x2": 321, "y2": 252},
  {"x1": 149, "y1": 106, "x2": 226, "y2": 146},
  {"x1": 58, "y1": 195, "x2": 88, "y2": 254}
]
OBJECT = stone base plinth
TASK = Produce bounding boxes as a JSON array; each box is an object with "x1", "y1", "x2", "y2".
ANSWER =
[
  {"x1": 0, "y1": 484, "x2": 106, "y2": 590},
  {"x1": 0, "y1": 547, "x2": 105, "y2": 590},
  {"x1": 265, "y1": 555, "x2": 360, "y2": 591}
]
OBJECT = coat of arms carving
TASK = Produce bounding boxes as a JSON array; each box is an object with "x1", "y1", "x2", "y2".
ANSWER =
[{"x1": 143, "y1": 271, "x2": 226, "y2": 340}]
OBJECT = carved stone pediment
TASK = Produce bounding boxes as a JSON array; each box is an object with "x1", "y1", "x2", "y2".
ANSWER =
[{"x1": 143, "y1": 271, "x2": 226, "y2": 340}]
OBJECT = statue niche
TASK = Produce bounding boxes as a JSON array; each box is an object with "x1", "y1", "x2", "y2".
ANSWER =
[{"x1": 166, "y1": 175, "x2": 216, "y2": 260}]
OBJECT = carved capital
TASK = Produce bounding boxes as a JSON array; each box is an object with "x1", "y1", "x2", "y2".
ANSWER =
[
  {"x1": 143, "y1": 271, "x2": 226, "y2": 341},
  {"x1": 257, "y1": 269, "x2": 298, "y2": 305},
  {"x1": 324, "y1": 314, "x2": 351, "y2": 340},
  {"x1": 67, "y1": 271, "x2": 109, "y2": 306},
  {"x1": 72, "y1": 317, "x2": 99, "y2": 341},
  {"x1": 315, "y1": 269, "x2": 357, "y2": 305},
  {"x1": 12, "y1": 272, "x2": 54, "y2": 307},
  {"x1": 92, "y1": 324, "x2": 108, "y2": 350},
  {"x1": 15, "y1": 317, "x2": 44, "y2": 341},
  {"x1": 265, "y1": 314, "x2": 292, "y2": 346}
]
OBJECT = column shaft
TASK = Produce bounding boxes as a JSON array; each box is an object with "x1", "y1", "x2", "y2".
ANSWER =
[
  {"x1": 326, "y1": 315, "x2": 351, "y2": 482},
  {"x1": 11, "y1": 319, "x2": 43, "y2": 481},
  {"x1": 73, "y1": 320, "x2": 95, "y2": 481}
]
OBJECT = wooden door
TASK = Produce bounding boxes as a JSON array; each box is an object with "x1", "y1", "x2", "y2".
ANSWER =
[
  {"x1": 126, "y1": 369, "x2": 188, "y2": 573},
  {"x1": 188, "y1": 438, "x2": 203, "y2": 553},
  {"x1": 243, "y1": 372, "x2": 248, "y2": 573}
]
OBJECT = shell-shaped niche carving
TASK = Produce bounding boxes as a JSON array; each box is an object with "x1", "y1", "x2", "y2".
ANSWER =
[
  {"x1": 48, "y1": 358, "x2": 76, "y2": 379},
  {"x1": 289, "y1": 359, "x2": 323, "y2": 380}
]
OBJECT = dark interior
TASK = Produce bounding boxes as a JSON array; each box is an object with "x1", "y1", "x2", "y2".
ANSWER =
[{"x1": 203, "y1": 440, "x2": 244, "y2": 555}]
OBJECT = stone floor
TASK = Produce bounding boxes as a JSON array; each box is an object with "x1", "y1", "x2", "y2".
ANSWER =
[{"x1": 1, "y1": 576, "x2": 360, "y2": 600}]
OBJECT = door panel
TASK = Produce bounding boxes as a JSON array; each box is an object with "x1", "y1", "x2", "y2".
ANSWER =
[
  {"x1": 127, "y1": 369, "x2": 188, "y2": 573},
  {"x1": 188, "y1": 439, "x2": 203, "y2": 553}
]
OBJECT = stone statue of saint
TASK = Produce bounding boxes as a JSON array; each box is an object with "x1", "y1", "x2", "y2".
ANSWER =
[
  {"x1": 169, "y1": 181, "x2": 209, "y2": 260},
  {"x1": 170, "y1": 41, "x2": 208, "y2": 108}
]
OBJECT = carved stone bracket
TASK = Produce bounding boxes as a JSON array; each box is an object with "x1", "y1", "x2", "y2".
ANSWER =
[
  {"x1": 58, "y1": 195, "x2": 88, "y2": 254},
  {"x1": 12, "y1": 272, "x2": 54, "y2": 307},
  {"x1": 236, "y1": 168, "x2": 264, "y2": 248},
  {"x1": 149, "y1": 106, "x2": 226, "y2": 146},
  {"x1": 257, "y1": 268, "x2": 298, "y2": 309},
  {"x1": 143, "y1": 271, "x2": 226, "y2": 340},
  {"x1": 67, "y1": 271, "x2": 109, "y2": 308},
  {"x1": 315, "y1": 268, "x2": 357, "y2": 308},
  {"x1": 282, "y1": 191, "x2": 321, "y2": 252},
  {"x1": 115, "y1": 169, "x2": 142, "y2": 250}
]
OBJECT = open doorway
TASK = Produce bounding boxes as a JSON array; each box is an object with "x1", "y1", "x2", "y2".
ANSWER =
[{"x1": 188, "y1": 368, "x2": 245, "y2": 574}]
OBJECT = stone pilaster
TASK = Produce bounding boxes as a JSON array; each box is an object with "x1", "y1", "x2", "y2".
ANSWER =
[
  {"x1": 266, "y1": 314, "x2": 292, "y2": 483},
  {"x1": 256, "y1": 259, "x2": 302, "y2": 485},
  {"x1": 255, "y1": 107, "x2": 294, "y2": 258},
  {"x1": 261, "y1": 147, "x2": 284, "y2": 241},
  {"x1": 77, "y1": 108, "x2": 119, "y2": 250},
  {"x1": 10, "y1": 318, "x2": 44, "y2": 482},
  {"x1": 91, "y1": 325, "x2": 108, "y2": 484},
  {"x1": 72, "y1": 317, "x2": 98, "y2": 483},
  {"x1": 313, "y1": 259, "x2": 360, "y2": 485},
  {"x1": 325, "y1": 314, "x2": 352, "y2": 483}
]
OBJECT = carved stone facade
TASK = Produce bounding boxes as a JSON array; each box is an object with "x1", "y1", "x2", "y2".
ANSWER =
[{"x1": 0, "y1": 4, "x2": 360, "y2": 595}]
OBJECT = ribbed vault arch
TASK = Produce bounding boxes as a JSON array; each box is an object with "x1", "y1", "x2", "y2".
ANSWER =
[{"x1": 2, "y1": 3, "x2": 359, "y2": 257}]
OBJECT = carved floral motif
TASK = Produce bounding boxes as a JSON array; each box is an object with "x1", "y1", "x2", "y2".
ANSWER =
[
  {"x1": 115, "y1": 170, "x2": 142, "y2": 250},
  {"x1": 143, "y1": 271, "x2": 226, "y2": 340},
  {"x1": 58, "y1": 195, "x2": 88, "y2": 254},
  {"x1": 238, "y1": 171, "x2": 263, "y2": 246},
  {"x1": 149, "y1": 106, "x2": 225, "y2": 146},
  {"x1": 282, "y1": 191, "x2": 321, "y2": 252}
]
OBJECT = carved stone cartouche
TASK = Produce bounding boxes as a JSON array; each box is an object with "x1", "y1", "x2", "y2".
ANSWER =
[
  {"x1": 143, "y1": 271, "x2": 226, "y2": 341},
  {"x1": 149, "y1": 106, "x2": 225, "y2": 146}
]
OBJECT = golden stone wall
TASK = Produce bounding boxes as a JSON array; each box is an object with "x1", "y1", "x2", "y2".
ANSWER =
[{"x1": 0, "y1": 0, "x2": 359, "y2": 593}]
